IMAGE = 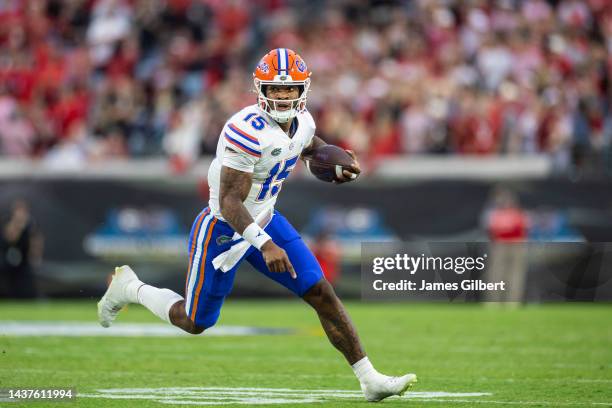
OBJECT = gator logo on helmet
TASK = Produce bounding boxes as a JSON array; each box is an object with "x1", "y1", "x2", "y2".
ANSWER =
[
  {"x1": 295, "y1": 58, "x2": 307, "y2": 73},
  {"x1": 257, "y1": 61, "x2": 270, "y2": 74}
]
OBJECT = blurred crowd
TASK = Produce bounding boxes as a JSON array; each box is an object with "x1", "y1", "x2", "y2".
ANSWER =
[{"x1": 0, "y1": 0, "x2": 610, "y2": 174}]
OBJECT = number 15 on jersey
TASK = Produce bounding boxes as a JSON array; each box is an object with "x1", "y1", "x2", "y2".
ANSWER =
[{"x1": 256, "y1": 155, "x2": 299, "y2": 201}]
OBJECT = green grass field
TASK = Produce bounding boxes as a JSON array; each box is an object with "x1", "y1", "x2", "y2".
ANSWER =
[{"x1": 1, "y1": 300, "x2": 611, "y2": 407}]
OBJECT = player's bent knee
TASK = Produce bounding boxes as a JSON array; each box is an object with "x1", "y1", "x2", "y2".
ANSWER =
[
  {"x1": 169, "y1": 300, "x2": 188, "y2": 322},
  {"x1": 169, "y1": 301, "x2": 205, "y2": 334},
  {"x1": 188, "y1": 324, "x2": 206, "y2": 335},
  {"x1": 182, "y1": 318, "x2": 206, "y2": 335},
  {"x1": 303, "y1": 279, "x2": 338, "y2": 309}
]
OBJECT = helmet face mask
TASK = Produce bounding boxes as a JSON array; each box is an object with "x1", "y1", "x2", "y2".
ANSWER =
[
  {"x1": 254, "y1": 78, "x2": 310, "y2": 123},
  {"x1": 253, "y1": 49, "x2": 311, "y2": 124}
]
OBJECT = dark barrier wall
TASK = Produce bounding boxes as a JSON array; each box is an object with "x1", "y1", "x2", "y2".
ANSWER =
[{"x1": 1, "y1": 178, "x2": 611, "y2": 299}]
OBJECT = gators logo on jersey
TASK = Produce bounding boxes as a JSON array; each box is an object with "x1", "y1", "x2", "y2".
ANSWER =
[{"x1": 216, "y1": 235, "x2": 232, "y2": 245}]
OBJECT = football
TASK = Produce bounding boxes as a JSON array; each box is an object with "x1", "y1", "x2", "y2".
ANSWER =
[{"x1": 303, "y1": 145, "x2": 356, "y2": 182}]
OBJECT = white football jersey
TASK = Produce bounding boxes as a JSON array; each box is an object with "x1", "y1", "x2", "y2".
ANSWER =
[{"x1": 208, "y1": 104, "x2": 316, "y2": 221}]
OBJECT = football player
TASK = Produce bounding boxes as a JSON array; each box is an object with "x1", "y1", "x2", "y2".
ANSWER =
[{"x1": 97, "y1": 48, "x2": 416, "y2": 402}]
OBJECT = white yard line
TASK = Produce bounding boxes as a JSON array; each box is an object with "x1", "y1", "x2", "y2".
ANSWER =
[
  {"x1": 79, "y1": 387, "x2": 494, "y2": 406},
  {"x1": 158, "y1": 398, "x2": 320, "y2": 405},
  {"x1": 0, "y1": 321, "x2": 293, "y2": 337},
  {"x1": 77, "y1": 386, "x2": 612, "y2": 406}
]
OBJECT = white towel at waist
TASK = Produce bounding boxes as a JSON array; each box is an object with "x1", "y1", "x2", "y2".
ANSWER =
[{"x1": 211, "y1": 207, "x2": 274, "y2": 272}]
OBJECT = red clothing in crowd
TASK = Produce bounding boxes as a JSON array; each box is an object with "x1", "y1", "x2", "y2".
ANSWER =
[
  {"x1": 312, "y1": 239, "x2": 341, "y2": 285},
  {"x1": 488, "y1": 207, "x2": 528, "y2": 242}
]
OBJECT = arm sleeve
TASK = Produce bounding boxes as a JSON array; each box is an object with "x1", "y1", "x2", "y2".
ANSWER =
[
  {"x1": 222, "y1": 148, "x2": 258, "y2": 173},
  {"x1": 221, "y1": 122, "x2": 262, "y2": 173}
]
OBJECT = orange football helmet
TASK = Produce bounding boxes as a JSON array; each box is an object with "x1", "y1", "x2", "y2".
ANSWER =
[{"x1": 253, "y1": 48, "x2": 311, "y2": 123}]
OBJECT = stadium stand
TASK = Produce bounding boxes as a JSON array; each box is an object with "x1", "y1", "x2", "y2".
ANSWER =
[{"x1": 0, "y1": 0, "x2": 610, "y2": 178}]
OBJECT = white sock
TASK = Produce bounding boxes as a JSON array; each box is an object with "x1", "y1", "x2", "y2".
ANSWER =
[
  {"x1": 136, "y1": 284, "x2": 183, "y2": 324},
  {"x1": 125, "y1": 279, "x2": 145, "y2": 303},
  {"x1": 352, "y1": 357, "x2": 381, "y2": 383}
]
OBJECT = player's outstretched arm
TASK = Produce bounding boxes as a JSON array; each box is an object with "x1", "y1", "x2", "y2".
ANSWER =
[{"x1": 219, "y1": 166, "x2": 296, "y2": 278}]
